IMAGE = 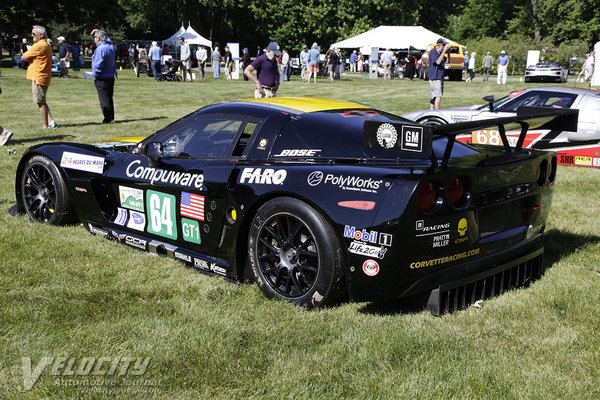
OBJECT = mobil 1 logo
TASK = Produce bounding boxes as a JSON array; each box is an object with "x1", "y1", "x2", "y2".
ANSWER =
[{"x1": 401, "y1": 126, "x2": 424, "y2": 152}]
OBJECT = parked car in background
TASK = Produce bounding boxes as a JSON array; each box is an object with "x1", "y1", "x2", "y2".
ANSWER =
[
  {"x1": 402, "y1": 87, "x2": 600, "y2": 168},
  {"x1": 524, "y1": 62, "x2": 568, "y2": 83},
  {"x1": 425, "y1": 42, "x2": 465, "y2": 81}
]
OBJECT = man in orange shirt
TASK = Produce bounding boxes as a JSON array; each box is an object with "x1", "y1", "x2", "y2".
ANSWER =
[{"x1": 21, "y1": 25, "x2": 57, "y2": 129}]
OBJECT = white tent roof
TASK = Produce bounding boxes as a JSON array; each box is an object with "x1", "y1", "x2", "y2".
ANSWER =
[
  {"x1": 330, "y1": 26, "x2": 458, "y2": 50},
  {"x1": 163, "y1": 24, "x2": 212, "y2": 48}
]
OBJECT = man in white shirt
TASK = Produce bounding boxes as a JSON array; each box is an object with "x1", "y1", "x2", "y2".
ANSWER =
[
  {"x1": 179, "y1": 37, "x2": 191, "y2": 81},
  {"x1": 195, "y1": 46, "x2": 207, "y2": 80}
]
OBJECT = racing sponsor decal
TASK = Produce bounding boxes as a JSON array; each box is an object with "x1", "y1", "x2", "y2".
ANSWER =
[
  {"x1": 400, "y1": 126, "x2": 424, "y2": 152},
  {"x1": 376, "y1": 123, "x2": 398, "y2": 149},
  {"x1": 559, "y1": 155, "x2": 574, "y2": 165},
  {"x1": 594, "y1": 158, "x2": 600, "y2": 167},
  {"x1": 348, "y1": 241, "x2": 387, "y2": 259},
  {"x1": 119, "y1": 186, "x2": 144, "y2": 212},
  {"x1": 180, "y1": 192, "x2": 205, "y2": 221},
  {"x1": 343, "y1": 225, "x2": 393, "y2": 247},
  {"x1": 113, "y1": 207, "x2": 128, "y2": 226},
  {"x1": 415, "y1": 220, "x2": 450, "y2": 237},
  {"x1": 193, "y1": 259, "x2": 226, "y2": 275},
  {"x1": 257, "y1": 139, "x2": 268, "y2": 150},
  {"x1": 574, "y1": 156, "x2": 593, "y2": 166},
  {"x1": 146, "y1": 190, "x2": 178, "y2": 240},
  {"x1": 307, "y1": 171, "x2": 383, "y2": 193},
  {"x1": 362, "y1": 259, "x2": 380, "y2": 277},
  {"x1": 364, "y1": 121, "x2": 431, "y2": 155},
  {"x1": 181, "y1": 217, "x2": 201, "y2": 244},
  {"x1": 174, "y1": 251, "x2": 192, "y2": 263},
  {"x1": 124, "y1": 235, "x2": 147, "y2": 250},
  {"x1": 87, "y1": 223, "x2": 108, "y2": 236},
  {"x1": 240, "y1": 168, "x2": 287, "y2": 185},
  {"x1": 433, "y1": 234, "x2": 450, "y2": 248},
  {"x1": 125, "y1": 160, "x2": 204, "y2": 189},
  {"x1": 60, "y1": 151, "x2": 105, "y2": 174},
  {"x1": 410, "y1": 248, "x2": 481, "y2": 269},
  {"x1": 127, "y1": 210, "x2": 146, "y2": 231},
  {"x1": 455, "y1": 218, "x2": 469, "y2": 243},
  {"x1": 274, "y1": 149, "x2": 321, "y2": 157}
]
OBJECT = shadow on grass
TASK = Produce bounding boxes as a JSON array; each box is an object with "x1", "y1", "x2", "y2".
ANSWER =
[
  {"x1": 9, "y1": 135, "x2": 77, "y2": 145},
  {"x1": 58, "y1": 116, "x2": 167, "y2": 128},
  {"x1": 358, "y1": 229, "x2": 600, "y2": 316}
]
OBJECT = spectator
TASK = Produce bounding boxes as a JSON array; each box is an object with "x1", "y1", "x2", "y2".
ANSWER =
[
  {"x1": 196, "y1": 46, "x2": 208, "y2": 80},
  {"x1": 91, "y1": 29, "x2": 116, "y2": 124},
  {"x1": 212, "y1": 46, "x2": 221, "y2": 79},
  {"x1": 280, "y1": 49, "x2": 290, "y2": 81},
  {"x1": 306, "y1": 42, "x2": 320, "y2": 83},
  {"x1": 57, "y1": 36, "x2": 70, "y2": 78},
  {"x1": 71, "y1": 41, "x2": 81, "y2": 72},
  {"x1": 148, "y1": 41, "x2": 162, "y2": 80},
  {"x1": 335, "y1": 48, "x2": 343, "y2": 79},
  {"x1": 325, "y1": 47, "x2": 337, "y2": 81},
  {"x1": 497, "y1": 50, "x2": 509, "y2": 85},
  {"x1": 19, "y1": 37, "x2": 29, "y2": 69},
  {"x1": 21, "y1": 25, "x2": 57, "y2": 129},
  {"x1": 349, "y1": 50, "x2": 357, "y2": 72},
  {"x1": 179, "y1": 37, "x2": 191, "y2": 81},
  {"x1": 129, "y1": 43, "x2": 139, "y2": 77},
  {"x1": 357, "y1": 51, "x2": 364, "y2": 72},
  {"x1": 244, "y1": 41, "x2": 280, "y2": 98},
  {"x1": 427, "y1": 38, "x2": 450, "y2": 110},
  {"x1": 463, "y1": 49, "x2": 469, "y2": 78},
  {"x1": 578, "y1": 52, "x2": 595, "y2": 84},
  {"x1": 466, "y1": 51, "x2": 476, "y2": 83},
  {"x1": 223, "y1": 45, "x2": 233, "y2": 80},
  {"x1": 382, "y1": 48, "x2": 394, "y2": 80},
  {"x1": 299, "y1": 45, "x2": 309, "y2": 79},
  {"x1": 0, "y1": 84, "x2": 13, "y2": 146},
  {"x1": 419, "y1": 50, "x2": 429, "y2": 80},
  {"x1": 481, "y1": 51, "x2": 493, "y2": 81}
]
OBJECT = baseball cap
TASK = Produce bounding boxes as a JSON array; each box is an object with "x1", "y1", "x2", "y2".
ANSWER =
[
  {"x1": 57, "y1": 36, "x2": 65, "y2": 42},
  {"x1": 436, "y1": 38, "x2": 446, "y2": 45},
  {"x1": 242, "y1": 47, "x2": 248, "y2": 51},
  {"x1": 267, "y1": 42, "x2": 281, "y2": 56},
  {"x1": 500, "y1": 50, "x2": 506, "y2": 54}
]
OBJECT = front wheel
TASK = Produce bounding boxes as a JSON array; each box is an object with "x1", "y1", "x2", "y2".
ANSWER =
[
  {"x1": 248, "y1": 197, "x2": 345, "y2": 308},
  {"x1": 20, "y1": 155, "x2": 77, "y2": 225}
]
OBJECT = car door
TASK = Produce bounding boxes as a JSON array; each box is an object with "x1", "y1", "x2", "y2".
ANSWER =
[{"x1": 102, "y1": 112, "x2": 263, "y2": 257}]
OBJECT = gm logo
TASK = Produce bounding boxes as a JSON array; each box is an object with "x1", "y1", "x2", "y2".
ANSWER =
[{"x1": 401, "y1": 126, "x2": 423, "y2": 152}]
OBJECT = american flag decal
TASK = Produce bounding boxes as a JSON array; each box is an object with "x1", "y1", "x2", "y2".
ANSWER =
[{"x1": 180, "y1": 192, "x2": 205, "y2": 221}]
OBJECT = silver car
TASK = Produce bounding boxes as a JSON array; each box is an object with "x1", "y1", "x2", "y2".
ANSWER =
[
  {"x1": 524, "y1": 62, "x2": 568, "y2": 83},
  {"x1": 402, "y1": 87, "x2": 600, "y2": 142}
]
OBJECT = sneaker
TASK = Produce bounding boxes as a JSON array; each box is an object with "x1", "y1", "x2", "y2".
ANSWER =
[
  {"x1": 0, "y1": 129, "x2": 13, "y2": 146},
  {"x1": 48, "y1": 120, "x2": 57, "y2": 128}
]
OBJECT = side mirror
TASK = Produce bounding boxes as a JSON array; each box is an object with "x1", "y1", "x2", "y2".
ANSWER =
[
  {"x1": 483, "y1": 95, "x2": 495, "y2": 112},
  {"x1": 143, "y1": 142, "x2": 163, "y2": 167}
]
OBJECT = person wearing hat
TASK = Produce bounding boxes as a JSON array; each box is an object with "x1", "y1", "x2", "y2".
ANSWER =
[
  {"x1": 349, "y1": 49, "x2": 358, "y2": 73},
  {"x1": 428, "y1": 38, "x2": 450, "y2": 110},
  {"x1": 21, "y1": 25, "x2": 57, "y2": 129},
  {"x1": 57, "y1": 36, "x2": 70, "y2": 78},
  {"x1": 196, "y1": 45, "x2": 208, "y2": 80},
  {"x1": 244, "y1": 42, "x2": 280, "y2": 98},
  {"x1": 497, "y1": 50, "x2": 509, "y2": 85},
  {"x1": 179, "y1": 37, "x2": 191, "y2": 81},
  {"x1": 241, "y1": 47, "x2": 251, "y2": 81}
]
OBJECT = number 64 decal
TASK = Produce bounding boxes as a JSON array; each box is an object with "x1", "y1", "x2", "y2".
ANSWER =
[{"x1": 146, "y1": 190, "x2": 178, "y2": 240}]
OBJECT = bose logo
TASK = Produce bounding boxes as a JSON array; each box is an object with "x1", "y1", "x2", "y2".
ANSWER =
[{"x1": 274, "y1": 149, "x2": 321, "y2": 157}]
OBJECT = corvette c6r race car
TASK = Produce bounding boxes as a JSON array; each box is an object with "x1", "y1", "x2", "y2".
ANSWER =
[{"x1": 11, "y1": 98, "x2": 578, "y2": 313}]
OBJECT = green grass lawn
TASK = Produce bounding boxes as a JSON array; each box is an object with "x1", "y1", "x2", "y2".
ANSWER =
[{"x1": 1, "y1": 67, "x2": 599, "y2": 399}]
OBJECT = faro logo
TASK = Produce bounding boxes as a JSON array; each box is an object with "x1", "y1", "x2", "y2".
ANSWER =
[
  {"x1": 307, "y1": 171, "x2": 324, "y2": 186},
  {"x1": 240, "y1": 168, "x2": 287, "y2": 185}
]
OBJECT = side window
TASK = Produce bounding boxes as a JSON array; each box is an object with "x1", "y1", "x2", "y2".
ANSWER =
[
  {"x1": 232, "y1": 122, "x2": 258, "y2": 157},
  {"x1": 499, "y1": 91, "x2": 576, "y2": 112}
]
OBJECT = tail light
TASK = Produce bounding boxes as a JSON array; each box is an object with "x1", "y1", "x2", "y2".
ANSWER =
[
  {"x1": 417, "y1": 180, "x2": 440, "y2": 212},
  {"x1": 548, "y1": 157, "x2": 557, "y2": 184},
  {"x1": 447, "y1": 176, "x2": 469, "y2": 208}
]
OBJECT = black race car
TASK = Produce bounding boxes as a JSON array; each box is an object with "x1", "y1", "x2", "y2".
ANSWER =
[{"x1": 12, "y1": 98, "x2": 578, "y2": 313}]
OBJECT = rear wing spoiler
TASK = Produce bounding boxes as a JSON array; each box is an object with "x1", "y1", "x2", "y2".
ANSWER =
[{"x1": 364, "y1": 107, "x2": 578, "y2": 169}]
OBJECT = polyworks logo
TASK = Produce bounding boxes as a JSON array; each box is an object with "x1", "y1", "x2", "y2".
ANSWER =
[{"x1": 307, "y1": 171, "x2": 324, "y2": 186}]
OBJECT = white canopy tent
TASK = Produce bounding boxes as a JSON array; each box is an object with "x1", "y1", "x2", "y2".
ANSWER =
[
  {"x1": 330, "y1": 26, "x2": 458, "y2": 50},
  {"x1": 163, "y1": 24, "x2": 212, "y2": 48}
]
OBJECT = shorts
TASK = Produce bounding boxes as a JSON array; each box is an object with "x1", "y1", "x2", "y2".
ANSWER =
[
  {"x1": 182, "y1": 59, "x2": 191, "y2": 70},
  {"x1": 429, "y1": 79, "x2": 443, "y2": 98},
  {"x1": 32, "y1": 82, "x2": 48, "y2": 105},
  {"x1": 308, "y1": 64, "x2": 319, "y2": 73}
]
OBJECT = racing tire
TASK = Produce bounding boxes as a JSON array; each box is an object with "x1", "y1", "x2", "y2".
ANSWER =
[
  {"x1": 248, "y1": 197, "x2": 345, "y2": 309},
  {"x1": 20, "y1": 155, "x2": 76, "y2": 225},
  {"x1": 418, "y1": 116, "x2": 447, "y2": 126}
]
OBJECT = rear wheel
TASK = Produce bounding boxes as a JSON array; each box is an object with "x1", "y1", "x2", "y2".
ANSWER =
[
  {"x1": 20, "y1": 155, "x2": 76, "y2": 225},
  {"x1": 248, "y1": 197, "x2": 345, "y2": 308}
]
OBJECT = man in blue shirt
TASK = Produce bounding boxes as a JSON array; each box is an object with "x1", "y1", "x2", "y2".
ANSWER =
[
  {"x1": 91, "y1": 29, "x2": 116, "y2": 123},
  {"x1": 427, "y1": 38, "x2": 450, "y2": 110},
  {"x1": 244, "y1": 42, "x2": 280, "y2": 98},
  {"x1": 148, "y1": 41, "x2": 162, "y2": 80},
  {"x1": 497, "y1": 50, "x2": 509, "y2": 85}
]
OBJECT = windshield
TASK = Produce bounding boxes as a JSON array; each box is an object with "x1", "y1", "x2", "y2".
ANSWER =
[{"x1": 477, "y1": 90, "x2": 576, "y2": 113}]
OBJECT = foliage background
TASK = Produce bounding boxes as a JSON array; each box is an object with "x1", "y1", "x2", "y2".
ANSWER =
[{"x1": 0, "y1": 0, "x2": 598, "y2": 66}]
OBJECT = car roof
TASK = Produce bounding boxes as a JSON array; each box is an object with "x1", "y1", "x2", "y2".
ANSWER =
[
  {"x1": 520, "y1": 87, "x2": 600, "y2": 97},
  {"x1": 227, "y1": 97, "x2": 371, "y2": 114}
]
